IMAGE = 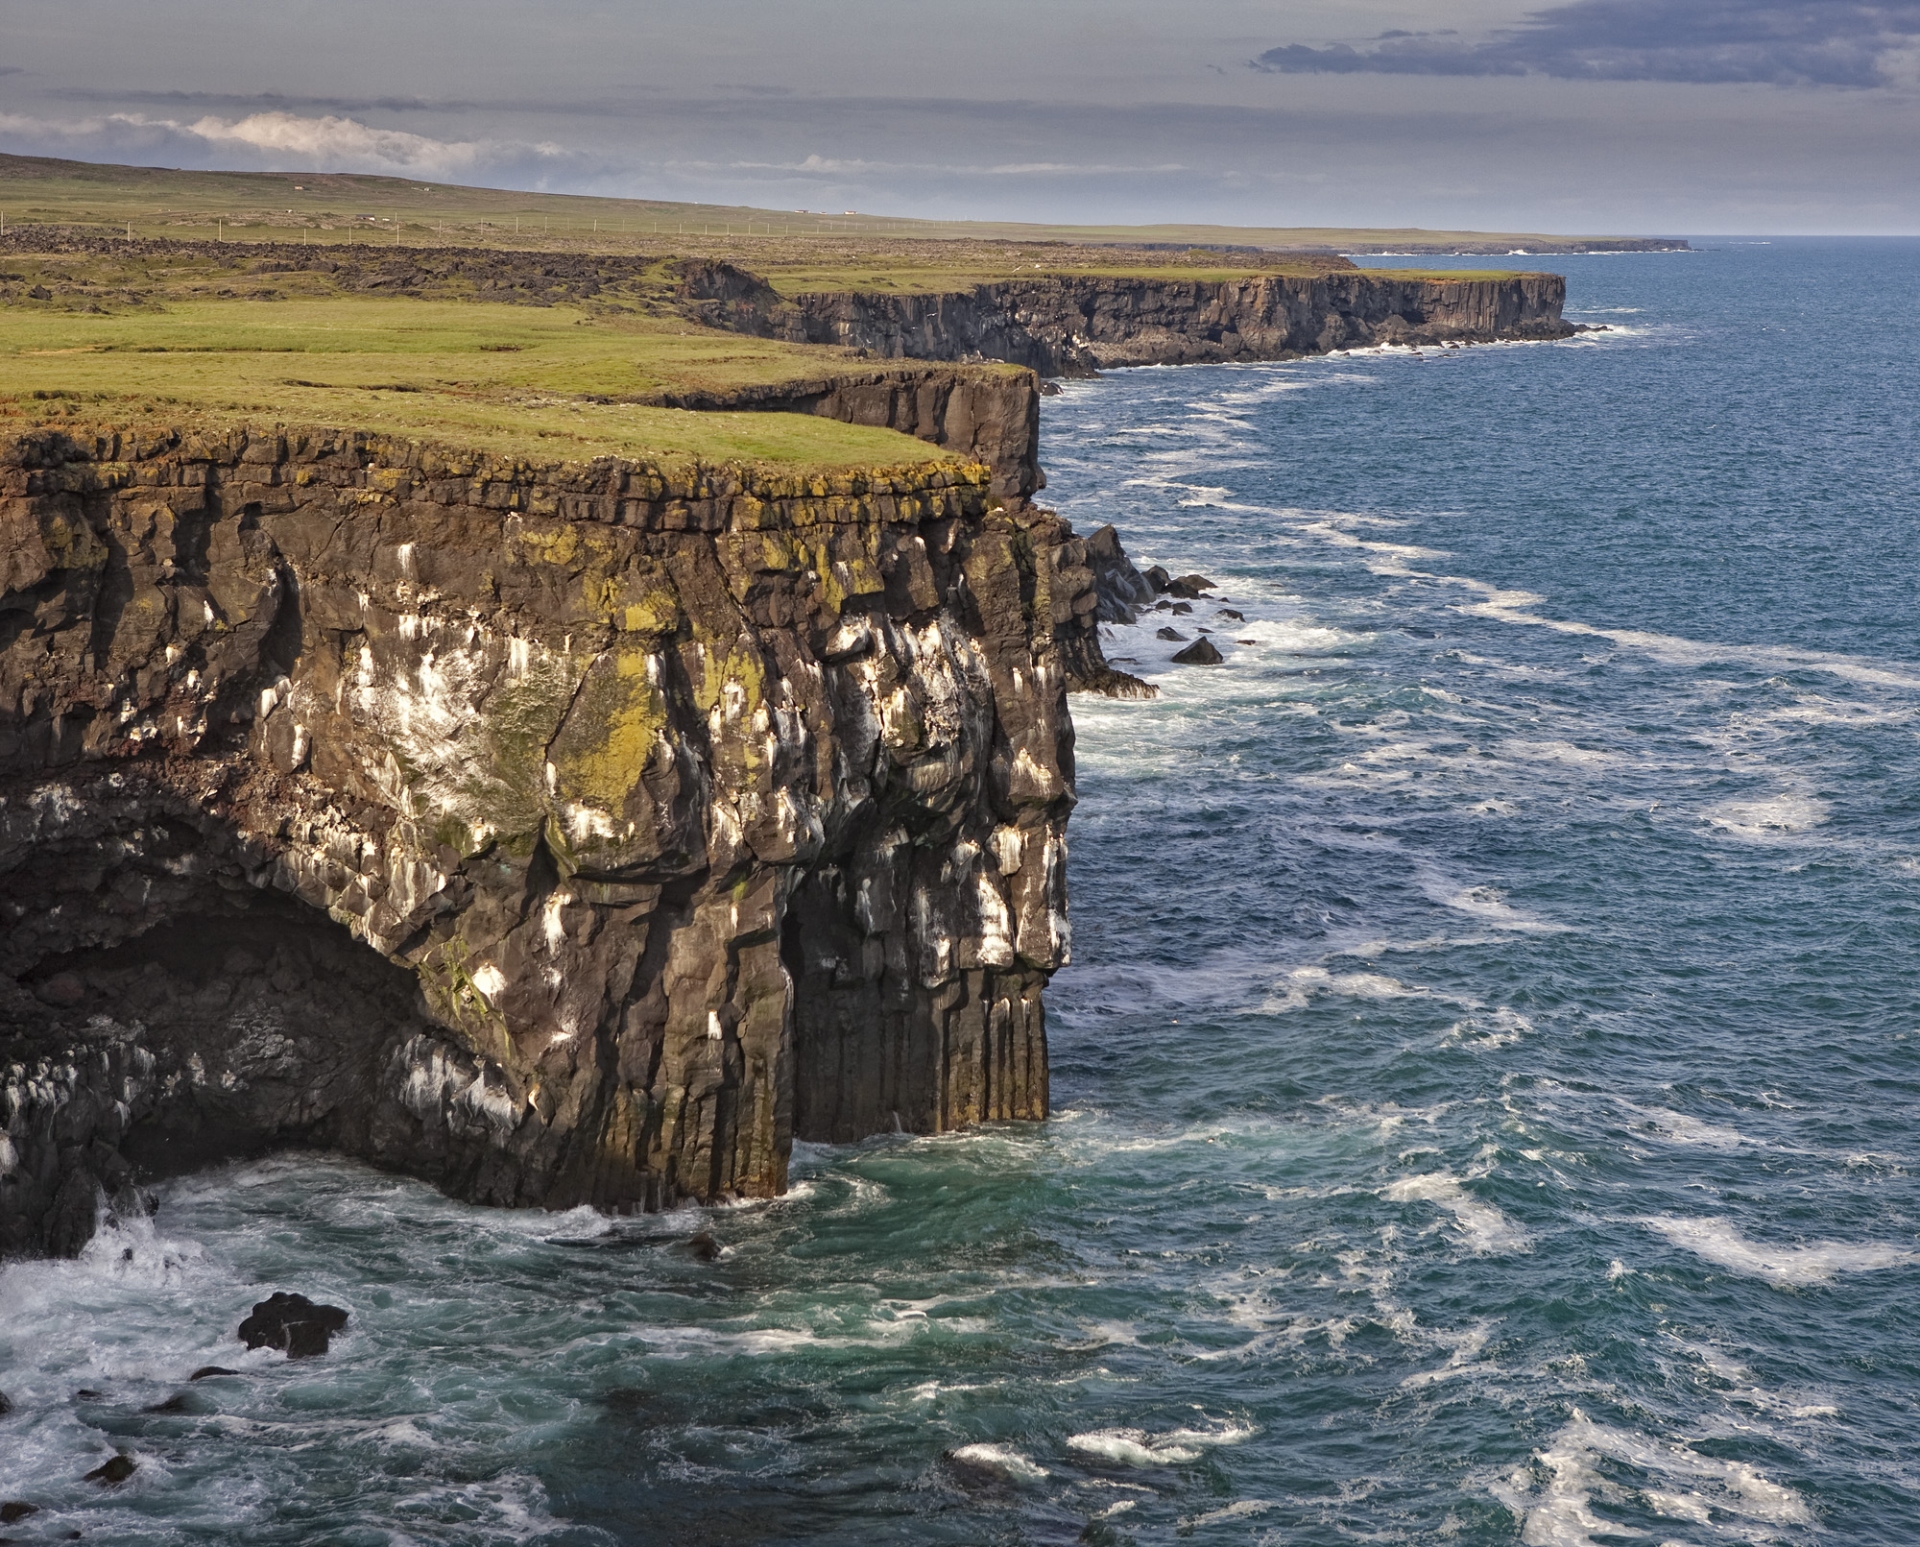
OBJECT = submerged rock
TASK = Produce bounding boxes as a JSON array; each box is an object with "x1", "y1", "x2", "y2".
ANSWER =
[
  {"x1": 685, "y1": 1230, "x2": 722, "y2": 1262},
  {"x1": 0, "y1": 1502, "x2": 39, "y2": 1525},
  {"x1": 0, "y1": 1390, "x2": 10, "y2": 1416},
  {"x1": 143, "y1": 1392, "x2": 194, "y2": 1414},
  {"x1": 188, "y1": 1366, "x2": 240, "y2": 1382},
  {"x1": 1172, "y1": 638, "x2": 1225, "y2": 665},
  {"x1": 1169, "y1": 602, "x2": 1192, "y2": 615},
  {"x1": 1216, "y1": 608, "x2": 1245, "y2": 622},
  {"x1": 84, "y1": 1455, "x2": 136, "y2": 1486},
  {"x1": 238, "y1": 1293, "x2": 350, "y2": 1359},
  {"x1": 1156, "y1": 628, "x2": 1187, "y2": 642}
]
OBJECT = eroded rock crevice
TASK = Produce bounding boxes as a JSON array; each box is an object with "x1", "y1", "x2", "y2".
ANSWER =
[{"x1": 0, "y1": 426, "x2": 1115, "y2": 1255}]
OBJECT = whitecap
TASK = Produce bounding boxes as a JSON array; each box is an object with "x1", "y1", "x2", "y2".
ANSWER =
[
  {"x1": 1642, "y1": 1216, "x2": 1915, "y2": 1283},
  {"x1": 950, "y1": 1443, "x2": 1049, "y2": 1482},
  {"x1": 1493, "y1": 1411, "x2": 1810, "y2": 1546},
  {"x1": 1705, "y1": 791, "x2": 1831, "y2": 839},
  {"x1": 1066, "y1": 1421, "x2": 1251, "y2": 1468},
  {"x1": 1383, "y1": 1172, "x2": 1531, "y2": 1254},
  {"x1": 1068, "y1": 1429, "x2": 1202, "y2": 1466}
]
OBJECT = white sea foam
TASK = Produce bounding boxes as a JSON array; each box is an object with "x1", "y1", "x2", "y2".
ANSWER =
[
  {"x1": 1401, "y1": 1321, "x2": 1496, "y2": 1388},
  {"x1": 1430, "y1": 880, "x2": 1571, "y2": 935},
  {"x1": 1441, "y1": 1006, "x2": 1534, "y2": 1049},
  {"x1": 1642, "y1": 1216, "x2": 1916, "y2": 1283},
  {"x1": 1180, "y1": 1499, "x2": 1278, "y2": 1528},
  {"x1": 1705, "y1": 791, "x2": 1831, "y2": 839},
  {"x1": 1453, "y1": 575, "x2": 1920, "y2": 692},
  {"x1": 1259, "y1": 965, "x2": 1440, "y2": 1014},
  {"x1": 1496, "y1": 738, "x2": 1621, "y2": 770},
  {"x1": 1494, "y1": 1411, "x2": 1810, "y2": 1546},
  {"x1": 1069, "y1": 1429, "x2": 1203, "y2": 1466},
  {"x1": 950, "y1": 1443, "x2": 1049, "y2": 1482},
  {"x1": 1616, "y1": 1101, "x2": 1750, "y2": 1151},
  {"x1": 1383, "y1": 1172, "x2": 1531, "y2": 1254},
  {"x1": 1066, "y1": 1420, "x2": 1253, "y2": 1467}
]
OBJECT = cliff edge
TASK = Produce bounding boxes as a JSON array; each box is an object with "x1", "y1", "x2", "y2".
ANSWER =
[
  {"x1": 0, "y1": 428, "x2": 1103, "y2": 1255},
  {"x1": 680, "y1": 262, "x2": 1576, "y2": 375}
]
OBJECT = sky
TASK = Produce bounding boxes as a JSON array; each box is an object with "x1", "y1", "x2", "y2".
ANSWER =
[{"x1": 2, "y1": 0, "x2": 1917, "y2": 234}]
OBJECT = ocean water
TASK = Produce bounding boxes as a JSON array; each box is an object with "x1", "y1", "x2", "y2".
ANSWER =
[{"x1": 5, "y1": 238, "x2": 1920, "y2": 1544}]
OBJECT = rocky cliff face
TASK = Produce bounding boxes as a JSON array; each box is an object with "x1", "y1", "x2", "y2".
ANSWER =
[
  {"x1": 680, "y1": 263, "x2": 1576, "y2": 376},
  {"x1": 649, "y1": 363, "x2": 1044, "y2": 504},
  {"x1": 0, "y1": 426, "x2": 1106, "y2": 1255}
]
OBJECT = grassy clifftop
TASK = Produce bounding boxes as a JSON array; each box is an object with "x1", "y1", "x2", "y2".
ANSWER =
[
  {"x1": 0, "y1": 234, "x2": 1017, "y2": 469},
  {"x1": 0, "y1": 152, "x2": 1591, "y2": 472},
  {"x1": 0, "y1": 151, "x2": 1679, "y2": 261}
]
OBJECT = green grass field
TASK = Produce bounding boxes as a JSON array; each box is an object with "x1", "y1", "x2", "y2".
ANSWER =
[
  {"x1": 0, "y1": 293, "x2": 980, "y2": 468},
  {"x1": 0, "y1": 151, "x2": 1594, "y2": 470},
  {"x1": 0, "y1": 152, "x2": 1668, "y2": 261}
]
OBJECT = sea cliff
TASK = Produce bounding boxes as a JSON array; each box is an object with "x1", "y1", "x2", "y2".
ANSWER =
[
  {"x1": 680, "y1": 262, "x2": 1577, "y2": 375},
  {"x1": 0, "y1": 232, "x2": 1575, "y2": 1257},
  {"x1": 0, "y1": 427, "x2": 1108, "y2": 1255}
]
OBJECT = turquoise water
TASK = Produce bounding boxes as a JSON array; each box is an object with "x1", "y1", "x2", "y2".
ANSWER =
[{"x1": 5, "y1": 239, "x2": 1920, "y2": 1544}]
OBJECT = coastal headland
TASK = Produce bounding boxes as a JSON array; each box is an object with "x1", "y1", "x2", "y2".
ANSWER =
[{"x1": 0, "y1": 156, "x2": 1644, "y2": 1256}]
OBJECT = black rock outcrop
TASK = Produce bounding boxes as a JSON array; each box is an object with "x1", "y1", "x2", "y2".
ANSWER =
[
  {"x1": 238, "y1": 1292, "x2": 349, "y2": 1358},
  {"x1": 1172, "y1": 639, "x2": 1225, "y2": 665}
]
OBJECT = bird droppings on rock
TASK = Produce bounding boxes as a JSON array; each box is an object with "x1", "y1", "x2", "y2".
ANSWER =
[
  {"x1": 238, "y1": 1292, "x2": 350, "y2": 1359},
  {"x1": 0, "y1": 430, "x2": 1124, "y2": 1251}
]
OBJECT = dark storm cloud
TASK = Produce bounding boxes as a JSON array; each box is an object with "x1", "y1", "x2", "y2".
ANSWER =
[{"x1": 1255, "y1": 0, "x2": 1920, "y2": 86}]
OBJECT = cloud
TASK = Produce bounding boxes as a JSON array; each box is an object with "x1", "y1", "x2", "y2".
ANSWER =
[
  {"x1": 185, "y1": 112, "x2": 487, "y2": 174},
  {"x1": 1254, "y1": 0, "x2": 1920, "y2": 87},
  {"x1": 51, "y1": 87, "x2": 662, "y2": 118},
  {"x1": 0, "y1": 109, "x2": 575, "y2": 180}
]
